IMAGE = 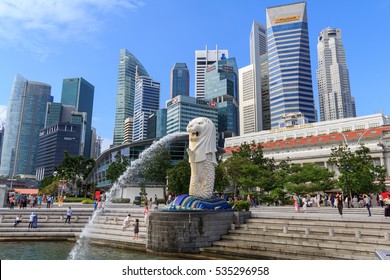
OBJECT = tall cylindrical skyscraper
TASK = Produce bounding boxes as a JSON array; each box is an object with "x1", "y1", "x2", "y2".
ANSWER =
[{"x1": 317, "y1": 27, "x2": 355, "y2": 121}]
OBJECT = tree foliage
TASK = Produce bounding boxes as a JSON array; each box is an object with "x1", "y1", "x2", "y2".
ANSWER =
[
  {"x1": 167, "y1": 160, "x2": 190, "y2": 195},
  {"x1": 106, "y1": 151, "x2": 130, "y2": 183},
  {"x1": 55, "y1": 151, "x2": 95, "y2": 197},
  {"x1": 328, "y1": 144, "x2": 386, "y2": 195},
  {"x1": 142, "y1": 145, "x2": 171, "y2": 183},
  {"x1": 284, "y1": 163, "x2": 335, "y2": 195}
]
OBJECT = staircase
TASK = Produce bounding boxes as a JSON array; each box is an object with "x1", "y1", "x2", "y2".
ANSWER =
[{"x1": 200, "y1": 206, "x2": 390, "y2": 260}]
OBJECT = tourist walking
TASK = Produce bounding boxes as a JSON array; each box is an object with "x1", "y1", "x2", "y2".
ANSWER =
[
  {"x1": 64, "y1": 207, "x2": 72, "y2": 224},
  {"x1": 133, "y1": 219, "x2": 139, "y2": 240},
  {"x1": 37, "y1": 195, "x2": 42, "y2": 208},
  {"x1": 294, "y1": 196, "x2": 300, "y2": 213},
  {"x1": 302, "y1": 196, "x2": 308, "y2": 213},
  {"x1": 9, "y1": 196, "x2": 15, "y2": 209},
  {"x1": 58, "y1": 196, "x2": 63, "y2": 208},
  {"x1": 379, "y1": 194, "x2": 384, "y2": 207},
  {"x1": 316, "y1": 192, "x2": 321, "y2": 208},
  {"x1": 363, "y1": 194, "x2": 372, "y2": 217},
  {"x1": 335, "y1": 193, "x2": 343, "y2": 217},
  {"x1": 46, "y1": 195, "x2": 51, "y2": 208},
  {"x1": 28, "y1": 212, "x2": 35, "y2": 228},
  {"x1": 143, "y1": 205, "x2": 149, "y2": 223},
  {"x1": 384, "y1": 196, "x2": 390, "y2": 218},
  {"x1": 329, "y1": 193, "x2": 335, "y2": 208},
  {"x1": 122, "y1": 214, "x2": 132, "y2": 231}
]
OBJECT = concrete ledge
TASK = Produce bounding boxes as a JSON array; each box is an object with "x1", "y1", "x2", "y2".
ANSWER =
[{"x1": 147, "y1": 210, "x2": 234, "y2": 253}]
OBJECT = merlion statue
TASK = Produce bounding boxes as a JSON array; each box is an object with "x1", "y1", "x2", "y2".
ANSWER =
[
  {"x1": 169, "y1": 117, "x2": 231, "y2": 210},
  {"x1": 186, "y1": 117, "x2": 217, "y2": 199}
]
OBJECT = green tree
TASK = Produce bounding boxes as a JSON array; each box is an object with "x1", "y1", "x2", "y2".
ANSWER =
[
  {"x1": 166, "y1": 160, "x2": 191, "y2": 195},
  {"x1": 284, "y1": 163, "x2": 335, "y2": 195},
  {"x1": 142, "y1": 145, "x2": 171, "y2": 183},
  {"x1": 55, "y1": 152, "x2": 95, "y2": 197},
  {"x1": 221, "y1": 156, "x2": 253, "y2": 195},
  {"x1": 328, "y1": 144, "x2": 386, "y2": 195},
  {"x1": 106, "y1": 151, "x2": 130, "y2": 184},
  {"x1": 214, "y1": 156, "x2": 229, "y2": 193},
  {"x1": 142, "y1": 145, "x2": 171, "y2": 199}
]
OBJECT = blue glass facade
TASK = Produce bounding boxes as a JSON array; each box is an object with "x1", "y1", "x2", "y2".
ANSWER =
[
  {"x1": 35, "y1": 123, "x2": 82, "y2": 180},
  {"x1": 61, "y1": 77, "x2": 94, "y2": 158},
  {"x1": 0, "y1": 74, "x2": 52, "y2": 176},
  {"x1": 266, "y1": 2, "x2": 316, "y2": 128},
  {"x1": 147, "y1": 108, "x2": 167, "y2": 140},
  {"x1": 204, "y1": 58, "x2": 239, "y2": 146},
  {"x1": 133, "y1": 76, "x2": 160, "y2": 142},
  {"x1": 170, "y1": 63, "x2": 189, "y2": 99},
  {"x1": 113, "y1": 49, "x2": 150, "y2": 146}
]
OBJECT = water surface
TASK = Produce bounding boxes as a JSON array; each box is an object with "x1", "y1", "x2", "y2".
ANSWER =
[{"x1": 0, "y1": 241, "x2": 170, "y2": 260}]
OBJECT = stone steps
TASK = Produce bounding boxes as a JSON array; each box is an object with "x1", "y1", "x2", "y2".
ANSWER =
[
  {"x1": 219, "y1": 232, "x2": 390, "y2": 251},
  {"x1": 200, "y1": 210, "x2": 390, "y2": 260}
]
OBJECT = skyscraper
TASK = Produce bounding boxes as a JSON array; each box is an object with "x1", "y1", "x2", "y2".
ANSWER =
[
  {"x1": 166, "y1": 95, "x2": 218, "y2": 135},
  {"x1": 0, "y1": 74, "x2": 52, "y2": 177},
  {"x1": 132, "y1": 75, "x2": 160, "y2": 142},
  {"x1": 266, "y1": 2, "x2": 316, "y2": 128},
  {"x1": 147, "y1": 108, "x2": 167, "y2": 140},
  {"x1": 170, "y1": 63, "x2": 190, "y2": 99},
  {"x1": 260, "y1": 54, "x2": 271, "y2": 130},
  {"x1": 35, "y1": 123, "x2": 82, "y2": 180},
  {"x1": 61, "y1": 77, "x2": 94, "y2": 158},
  {"x1": 241, "y1": 20, "x2": 268, "y2": 133},
  {"x1": 195, "y1": 46, "x2": 228, "y2": 99},
  {"x1": 317, "y1": 27, "x2": 355, "y2": 121},
  {"x1": 239, "y1": 64, "x2": 257, "y2": 134},
  {"x1": 205, "y1": 57, "x2": 239, "y2": 146},
  {"x1": 113, "y1": 49, "x2": 149, "y2": 146}
]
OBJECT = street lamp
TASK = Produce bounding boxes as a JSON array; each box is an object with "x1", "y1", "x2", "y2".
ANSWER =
[
  {"x1": 343, "y1": 164, "x2": 351, "y2": 208},
  {"x1": 339, "y1": 132, "x2": 348, "y2": 146},
  {"x1": 356, "y1": 128, "x2": 370, "y2": 146}
]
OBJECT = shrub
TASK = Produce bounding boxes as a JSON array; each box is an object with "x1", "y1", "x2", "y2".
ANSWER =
[
  {"x1": 64, "y1": 197, "x2": 87, "y2": 203},
  {"x1": 229, "y1": 200, "x2": 251, "y2": 211},
  {"x1": 81, "y1": 199, "x2": 94, "y2": 204},
  {"x1": 111, "y1": 198, "x2": 130, "y2": 203}
]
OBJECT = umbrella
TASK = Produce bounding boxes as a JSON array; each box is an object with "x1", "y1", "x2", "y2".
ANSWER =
[{"x1": 381, "y1": 191, "x2": 390, "y2": 199}]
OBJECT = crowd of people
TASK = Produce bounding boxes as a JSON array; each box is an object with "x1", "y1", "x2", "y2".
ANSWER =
[
  {"x1": 293, "y1": 192, "x2": 390, "y2": 217},
  {"x1": 7, "y1": 193, "x2": 66, "y2": 209}
]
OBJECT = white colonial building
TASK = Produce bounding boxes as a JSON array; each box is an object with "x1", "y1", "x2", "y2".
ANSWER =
[{"x1": 224, "y1": 113, "x2": 390, "y2": 181}]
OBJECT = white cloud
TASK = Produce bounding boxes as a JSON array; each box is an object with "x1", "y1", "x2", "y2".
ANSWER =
[{"x1": 0, "y1": 0, "x2": 144, "y2": 59}]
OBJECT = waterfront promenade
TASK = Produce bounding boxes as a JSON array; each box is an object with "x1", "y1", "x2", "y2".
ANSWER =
[{"x1": 0, "y1": 203, "x2": 389, "y2": 259}]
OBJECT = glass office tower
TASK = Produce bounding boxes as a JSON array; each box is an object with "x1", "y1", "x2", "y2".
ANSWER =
[
  {"x1": 61, "y1": 77, "x2": 94, "y2": 158},
  {"x1": 170, "y1": 63, "x2": 190, "y2": 99},
  {"x1": 113, "y1": 49, "x2": 150, "y2": 146},
  {"x1": 132, "y1": 75, "x2": 160, "y2": 142},
  {"x1": 204, "y1": 57, "x2": 239, "y2": 146},
  {"x1": 266, "y1": 2, "x2": 316, "y2": 128},
  {"x1": 0, "y1": 74, "x2": 52, "y2": 176}
]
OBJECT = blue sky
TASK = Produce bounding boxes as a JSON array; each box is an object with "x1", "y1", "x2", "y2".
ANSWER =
[{"x1": 0, "y1": 0, "x2": 389, "y2": 152}]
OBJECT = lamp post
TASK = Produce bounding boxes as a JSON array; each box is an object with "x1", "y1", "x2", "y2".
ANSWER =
[
  {"x1": 339, "y1": 133, "x2": 351, "y2": 205},
  {"x1": 357, "y1": 129, "x2": 370, "y2": 146},
  {"x1": 344, "y1": 164, "x2": 351, "y2": 208}
]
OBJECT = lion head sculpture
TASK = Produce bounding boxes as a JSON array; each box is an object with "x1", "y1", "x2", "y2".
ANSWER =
[{"x1": 186, "y1": 117, "x2": 217, "y2": 165}]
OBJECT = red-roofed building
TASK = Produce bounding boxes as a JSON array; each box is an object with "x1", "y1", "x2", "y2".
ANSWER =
[{"x1": 224, "y1": 113, "x2": 390, "y2": 185}]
